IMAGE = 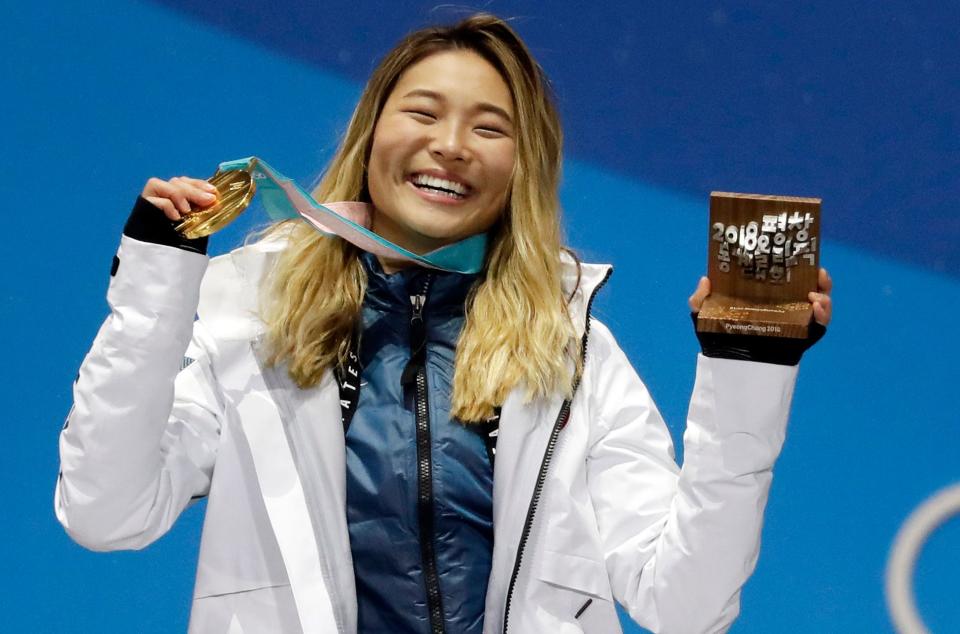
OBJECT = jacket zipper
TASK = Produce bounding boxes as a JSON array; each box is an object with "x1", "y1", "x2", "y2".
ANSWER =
[
  {"x1": 502, "y1": 267, "x2": 613, "y2": 633},
  {"x1": 403, "y1": 276, "x2": 446, "y2": 634}
]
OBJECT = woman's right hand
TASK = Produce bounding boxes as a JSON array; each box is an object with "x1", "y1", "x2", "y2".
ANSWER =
[{"x1": 141, "y1": 176, "x2": 219, "y2": 221}]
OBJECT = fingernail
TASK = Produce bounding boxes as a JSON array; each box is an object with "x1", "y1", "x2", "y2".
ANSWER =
[
  {"x1": 204, "y1": 183, "x2": 217, "y2": 192},
  {"x1": 202, "y1": 192, "x2": 215, "y2": 201}
]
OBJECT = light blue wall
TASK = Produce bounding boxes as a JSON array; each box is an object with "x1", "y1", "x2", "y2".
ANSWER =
[{"x1": 4, "y1": 1, "x2": 957, "y2": 631}]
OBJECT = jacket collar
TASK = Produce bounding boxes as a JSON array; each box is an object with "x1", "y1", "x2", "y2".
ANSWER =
[
  {"x1": 198, "y1": 236, "x2": 612, "y2": 340},
  {"x1": 360, "y1": 251, "x2": 479, "y2": 316},
  {"x1": 560, "y1": 251, "x2": 613, "y2": 339}
]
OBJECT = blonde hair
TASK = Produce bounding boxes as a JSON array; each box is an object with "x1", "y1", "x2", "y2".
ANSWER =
[{"x1": 262, "y1": 13, "x2": 578, "y2": 421}]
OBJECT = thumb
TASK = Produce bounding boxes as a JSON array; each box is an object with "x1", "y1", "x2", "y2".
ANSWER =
[{"x1": 688, "y1": 276, "x2": 711, "y2": 312}]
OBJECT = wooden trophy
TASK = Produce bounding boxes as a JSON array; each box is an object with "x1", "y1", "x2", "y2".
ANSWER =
[{"x1": 696, "y1": 192, "x2": 821, "y2": 339}]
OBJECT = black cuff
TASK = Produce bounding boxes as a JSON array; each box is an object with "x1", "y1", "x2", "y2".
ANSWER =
[
  {"x1": 123, "y1": 196, "x2": 209, "y2": 255},
  {"x1": 692, "y1": 313, "x2": 826, "y2": 366}
]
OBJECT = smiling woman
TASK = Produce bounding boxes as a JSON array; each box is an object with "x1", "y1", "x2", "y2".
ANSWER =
[
  {"x1": 368, "y1": 51, "x2": 516, "y2": 257},
  {"x1": 55, "y1": 12, "x2": 831, "y2": 634},
  {"x1": 263, "y1": 18, "x2": 573, "y2": 426}
]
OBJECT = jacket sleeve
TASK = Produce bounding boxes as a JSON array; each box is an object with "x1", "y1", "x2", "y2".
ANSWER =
[
  {"x1": 54, "y1": 234, "x2": 223, "y2": 551},
  {"x1": 584, "y1": 320, "x2": 798, "y2": 634}
]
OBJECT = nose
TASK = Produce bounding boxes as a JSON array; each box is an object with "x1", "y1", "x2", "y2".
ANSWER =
[{"x1": 429, "y1": 120, "x2": 469, "y2": 163}]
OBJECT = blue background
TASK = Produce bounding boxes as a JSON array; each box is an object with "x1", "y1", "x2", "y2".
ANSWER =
[{"x1": 3, "y1": 1, "x2": 958, "y2": 631}]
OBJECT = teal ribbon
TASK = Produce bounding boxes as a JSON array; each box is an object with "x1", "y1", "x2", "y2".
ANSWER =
[{"x1": 217, "y1": 157, "x2": 488, "y2": 274}]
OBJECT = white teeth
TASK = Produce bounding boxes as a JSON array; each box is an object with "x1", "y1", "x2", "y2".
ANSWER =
[{"x1": 412, "y1": 173, "x2": 468, "y2": 196}]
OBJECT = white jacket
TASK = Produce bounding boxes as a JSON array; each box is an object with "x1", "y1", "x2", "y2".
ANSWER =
[{"x1": 55, "y1": 234, "x2": 798, "y2": 634}]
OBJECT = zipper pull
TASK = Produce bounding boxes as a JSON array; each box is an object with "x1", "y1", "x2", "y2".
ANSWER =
[
  {"x1": 410, "y1": 292, "x2": 426, "y2": 323},
  {"x1": 401, "y1": 276, "x2": 432, "y2": 387},
  {"x1": 409, "y1": 275, "x2": 431, "y2": 324}
]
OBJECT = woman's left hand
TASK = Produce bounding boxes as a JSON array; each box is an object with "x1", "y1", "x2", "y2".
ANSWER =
[
  {"x1": 688, "y1": 276, "x2": 712, "y2": 314},
  {"x1": 808, "y1": 268, "x2": 832, "y2": 326},
  {"x1": 688, "y1": 267, "x2": 834, "y2": 326}
]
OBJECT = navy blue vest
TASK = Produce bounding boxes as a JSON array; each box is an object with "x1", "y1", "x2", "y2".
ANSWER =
[{"x1": 345, "y1": 253, "x2": 494, "y2": 633}]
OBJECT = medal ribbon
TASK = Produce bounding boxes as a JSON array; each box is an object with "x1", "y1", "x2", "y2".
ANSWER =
[{"x1": 218, "y1": 157, "x2": 488, "y2": 274}]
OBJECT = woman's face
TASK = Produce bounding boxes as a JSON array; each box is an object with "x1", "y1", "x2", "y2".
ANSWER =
[{"x1": 367, "y1": 49, "x2": 516, "y2": 257}]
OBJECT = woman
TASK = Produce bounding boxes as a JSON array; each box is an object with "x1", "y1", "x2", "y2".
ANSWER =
[{"x1": 55, "y1": 13, "x2": 832, "y2": 634}]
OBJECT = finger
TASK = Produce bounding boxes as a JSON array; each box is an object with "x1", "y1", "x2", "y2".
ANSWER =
[
  {"x1": 172, "y1": 177, "x2": 217, "y2": 209},
  {"x1": 809, "y1": 291, "x2": 832, "y2": 325},
  {"x1": 145, "y1": 196, "x2": 181, "y2": 221},
  {"x1": 172, "y1": 176, "x2": 218, "y2": 200},
  {"x1": 808, "y1": 291, "x2": 830, "y2": 308},
  {"x1": 688, "y1": 276, "x2": 711, "y2": 312},
  {"x1": 192, "y1": 188, "x2": 218, "y2": 208},
  {"x1": 170, "y1": 186, "x2": 194, "y2": 215},
  {"x1": 183, "y1": 176, "x2": 218, "y2": 193},
  {"x1": 818, "y1": 267, "x2": 832, "y2": 295},
  {"x1": 148, "y1": 179, "x2": 192, "y2": 215},
  {"x1": 191, "y1": 178, "x2": 217, "y2": 194},
  {"x1": 812, "y1": 300, "x2": 830, "y2": 326},
  {"x1": 142, "y1": 177, "x2": 169, "y2": 199},
  {"x1": 170, "y1": 179, "x2": 218, "y2": 213}
]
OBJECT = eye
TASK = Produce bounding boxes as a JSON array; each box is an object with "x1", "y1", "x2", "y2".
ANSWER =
[
  {"x1": 405, "y1": 110, "x2": 437, "y2": 123},
  {"x1": 474, "y1": 124, "x2": 508, "y2": 138}
]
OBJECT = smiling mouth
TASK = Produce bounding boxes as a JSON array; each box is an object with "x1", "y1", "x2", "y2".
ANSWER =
[{"x1": 409, "y1": 173, "x2": 471, "y2": 200}]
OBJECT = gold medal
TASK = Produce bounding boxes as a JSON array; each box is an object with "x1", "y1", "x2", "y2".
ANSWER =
[{"x1": 176, "y1": 166, "x2": 257, "y2": 239}]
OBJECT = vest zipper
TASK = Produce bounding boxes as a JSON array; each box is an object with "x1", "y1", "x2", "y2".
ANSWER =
[
  {"x1": 502, "y1": 267, "x2": 613, "y2": 633},
  {"x1": 401, "y1": 276, "x2": 446, "y2": 634}
]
